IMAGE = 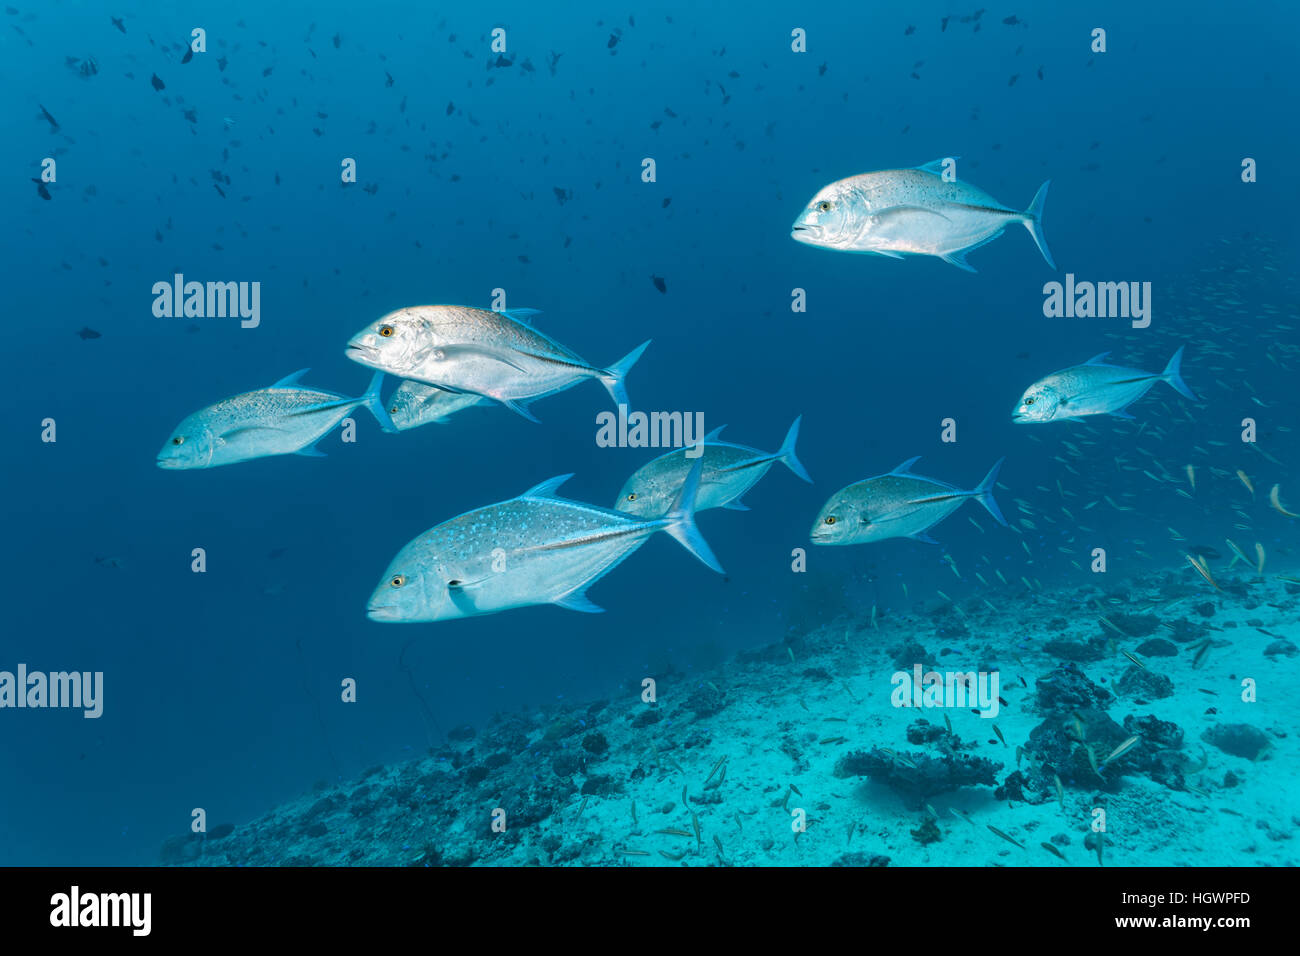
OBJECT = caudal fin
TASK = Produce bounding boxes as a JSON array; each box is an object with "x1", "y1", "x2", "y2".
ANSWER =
[
  {"x1": 1022, "y1": 180, "x2": 1056, "y2": 270},
  {"x1": 663, "y1": 458, "x2": 725, "y2": 573},
  {"x1": 776, "y1": 415, "x2": 813, "y2": 483},
  {"x1": 598, "y1": 340, "x2": 651, "y2": 408},
  {"x1": 1161, "y1": 346, "x2": 1197, "y2": 401},
  {"x1": 360, "y1": 370, "x2": 399, "y2": 433},
  {"x1": 973, "y1": 457, "x2": 1009, "y2": 526}
]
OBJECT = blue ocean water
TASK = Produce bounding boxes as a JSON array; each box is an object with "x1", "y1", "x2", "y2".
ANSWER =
[{"x1": 2, "y1": 0, "x2": 1297, "y2": 866}]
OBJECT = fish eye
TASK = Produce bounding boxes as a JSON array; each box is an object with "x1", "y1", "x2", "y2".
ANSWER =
[
  {"x1": 818, "y1": 201, "x2": 832, "y2": 212},
  {"x1": 824, "y1": 516, "x2": 836, "y2": 525},
  {"x1": 389, "y1": 574, "x2": 405, "y2": 588},
  {"x1": 379, "y1": 325, "x2": 394, "y2": 337},
  {"x1": 1025, "y1": 397, "x2": 1035, "y2": 405},
  {"x1": 172, "y1": 436, "x2": 185, "y2": 446},
  {"x1": 389, "y1": 406, "x2": 398, "y2": 414},
  {"x1": 627, "y1": 493, "x2": 637, "y2": 501}
]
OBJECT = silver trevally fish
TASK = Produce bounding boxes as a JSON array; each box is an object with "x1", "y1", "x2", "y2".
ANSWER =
[
  {"x1": 791, "y1": 158, "x2": 1054, "y2": 272},
  {"x1": 615, "y1": 417, "x2": 812, "y2": 518},
  {"x1": 366, "y1": 459, "x2": 722, "y2": 622},
  {"x1": 344, "y1": 305, "x2": 650, "y2": 422},
  {"x1": 1012, "y1": 347, "x2": 1196, "y2": 424},
  {"x1": 156, "y1": 369, "x2": 396, "y2": 469},
  {"x1": 810, "y1": 456, "x2": 1008, "y2": 545},
  {"x1": 387, "y1": 379, "x2": 488, "y2": 431}
]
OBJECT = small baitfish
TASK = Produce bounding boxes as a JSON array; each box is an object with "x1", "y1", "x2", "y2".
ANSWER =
[
  {"x1": 387, "y1": 379, "x2": 488, "y2": 431},
  {"x1": 156, "y1": 369, "x2": 395, "y2": 469},
  {"x1": 810, "y1": 456, "x2": 1008, "y2": 545},
  {"x1": 366, "y1": 459, "x2": 723, "y2": 622},
  {"x1": 791, "y1": 158, "x2": 1054, "y2": 272},
  {"x1": 344, "y1": 305, "x2": 649, "y2": 422},
  {"x1": 615, "y1": 417, "x2": 812, "y2": 518},
  {"x1": 1012, "y1": 347, "x2": 1196, "y2": 423}
]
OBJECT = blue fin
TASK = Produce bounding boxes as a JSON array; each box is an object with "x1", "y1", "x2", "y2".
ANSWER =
[
  {"x1": 598, "y1": 339, "x2": 651, "y2": 408},
  {"x1": 1083, "y1": 351, "x2": 1111, "y2": 365},
  {"x1": 909, "y1": 532, "x2": 941, "y2": 544},
  {"x1": 974, "y1": 457, "x2": 1009, "y2": 526},
  {"x1": 295, "y1": 441, "x2": 327, "y2": 458},
  {"x1": 273, "y1": 368, "x2": 311, "y2": 388},
  {"x1": 891, "y1": 456, "x2": 923, "y2": 475},
  {"x1": 702, "y1": 424, "x2": 728, "y2": 442},
  {"x1": 943, "y1": 230, "x2": 1003, "y2": 273},
  {"x1": 1161, "y1": 346, "x2": 1196, "y2": 401},
  {"x1": 497, "y1": 308, "x2": 543, "y2": 327},
  {"x1": 502, "y1": 399, "x2": 541, "y2": 423},
  {"x1": 872, "y1": 249, "x2": 906, "y2": 259},
  {"x1": 777, "y1": 415, "x2": 813, "y2": 483},
  {"x1": 555, "y1": 589, "x2": 604, "y2": 614},
  {"x1": 942, "y1": 249, "x2": 978, "y2": 273},
  {"x1": 446, "y1": 581, "x2": 480, "y2": 615},
  {"x1": 359, "y1": 370, "x2": 399, "y2": 434},
  {"x1": 663, "y1": 458, "x2": 724, "y2": 574},
  {"x1": 1110, "y1": 408, "x2": 1136, "y2": 420},
  {"x1": 1063, "y1": 416, "x2": 1087, "y2": 423},
  {"x1": 1022, "y1": 180, "x2": 1055, "y2": 269},
  {"x1": 523, "y1": 474, "x2": 573, "y2": 499},
  {"x1": 722, "y1": 498, "x2": 750, "y2": 511},
  {"x1": 915, "y1": 156, "x2": 959, "y2": 176}
]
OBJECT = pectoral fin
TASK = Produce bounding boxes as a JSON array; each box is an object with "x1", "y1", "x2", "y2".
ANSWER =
[
  {"x1": 447, "y1": 577, "x2": 490, "y2": 614},
  {"x1": 220, "y1": 425, "x2": 283, "y2": 443},
  {"x1": 438, "y1": 344, "x2": 529, "y2": 372},
  {"x1": 871, "y1": 205, "x2": 953, "y2": 227}
]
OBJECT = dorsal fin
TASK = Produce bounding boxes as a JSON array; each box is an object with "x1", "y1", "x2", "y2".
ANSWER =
[
  {"x1": 702, "y1": 424, "x2": 727, "y2": 442},
  {"x1": 915, "y1": 156, "x2": 959, "y2": 176},
  {"x1": 891, "y1": 455, "x2": 923, "y2": 475},
  {"x1": 272, "y1": 368, "x2": 311, "y2": 388},
  {"x1": 496, "y1": 308, "x2": 543, "y2": 328},
  {"x1": 1083, "y1": 352, "x2": 1112, "y2": 366},
  {"x1": 522, "y1": 473, "x2": 573, "y2": 498}
]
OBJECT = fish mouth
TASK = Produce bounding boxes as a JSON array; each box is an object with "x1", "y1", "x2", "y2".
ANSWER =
[
  {"x1": 366, "y1": 603, "x2": 403, "y2": 622},
  {"x1": 155, "y1": 456, "x2": 184, "y2": 469},
  {"x1": 791, "y1": 224, "x2": 819, "y2": 243},
  {"x1": 1011, "y1": 411, "x2": 1031, "y2": 423},
  {"x1": 345, "y1": 342, "x2": 379, "y2": 363}
]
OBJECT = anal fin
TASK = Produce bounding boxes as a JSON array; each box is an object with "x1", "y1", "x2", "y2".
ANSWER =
[{"x1": 555, "y1": 589, "x2": 604, "y2": 614}]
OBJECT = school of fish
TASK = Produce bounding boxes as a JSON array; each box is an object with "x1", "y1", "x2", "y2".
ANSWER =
[{"x1": 153, "y1": 156, "x2": 1228, "y2": 624}]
